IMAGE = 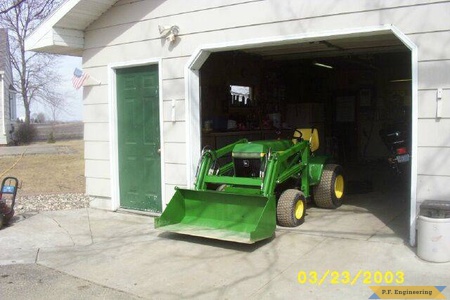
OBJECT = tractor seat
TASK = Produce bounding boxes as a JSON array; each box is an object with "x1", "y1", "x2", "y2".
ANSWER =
[{"x1": 292, "y1": 128, "x2": 319, "y2": 152}]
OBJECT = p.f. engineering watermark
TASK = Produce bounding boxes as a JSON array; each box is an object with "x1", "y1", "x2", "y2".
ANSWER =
[{"x1": 369, "y1": 286, "x2": 446, "y2": 299}]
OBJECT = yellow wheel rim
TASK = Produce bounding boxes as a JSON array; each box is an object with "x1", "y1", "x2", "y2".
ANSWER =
[
  {"x1": 334, "y1": 175, "x2": 344, "y2": 199},
  {"x1": 295, "y1": 200, "x2": 304, "y2": 219}
]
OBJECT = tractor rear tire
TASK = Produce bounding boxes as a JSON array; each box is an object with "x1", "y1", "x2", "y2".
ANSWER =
[
  {"x1": 277, "y1": 189, "x2": 306, "y2": 227},
  {"x1": 313, "y1": 164, "x2": 344, "y2": 209}
]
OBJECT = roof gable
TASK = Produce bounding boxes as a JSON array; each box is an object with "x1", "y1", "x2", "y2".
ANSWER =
[{"x1": 25, "y1": 0, "x2": 117, "y2": 56}]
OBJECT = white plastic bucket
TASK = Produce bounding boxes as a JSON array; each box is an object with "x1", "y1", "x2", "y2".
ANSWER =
[{"x1": 417, "y1": 215, "x2": 450, "y2": 262}]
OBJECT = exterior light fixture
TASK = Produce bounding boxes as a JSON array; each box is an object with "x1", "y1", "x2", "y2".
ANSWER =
[{"x1": 158, "y1": 25, "x2": 180, "y2": 43}]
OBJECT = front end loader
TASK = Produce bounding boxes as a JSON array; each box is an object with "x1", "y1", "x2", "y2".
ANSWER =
[{"x1": 155, "y1": 128, "x2": 344, "y2": 244}]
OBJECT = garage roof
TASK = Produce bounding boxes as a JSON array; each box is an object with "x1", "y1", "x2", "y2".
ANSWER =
[{"x1": 25, "y1": 0, "x2": 117, "y2": 56}]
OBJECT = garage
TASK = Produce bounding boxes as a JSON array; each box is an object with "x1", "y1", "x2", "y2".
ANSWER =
[
  {"x1": 32, "y1": 0, "x2": 450, "y2": 249},
  {"x1": 187, "y1": 28, "x2": 415, "y2": 243}
]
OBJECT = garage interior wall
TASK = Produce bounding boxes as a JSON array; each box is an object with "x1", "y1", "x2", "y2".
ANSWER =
[{"x1": 199, "y1": 50, "x2": 412, "y2": 164}]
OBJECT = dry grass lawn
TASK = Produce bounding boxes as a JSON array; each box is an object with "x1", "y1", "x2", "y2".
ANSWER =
[{"x1": 0, "y1": 140, "x2": 84, "y2": 196}]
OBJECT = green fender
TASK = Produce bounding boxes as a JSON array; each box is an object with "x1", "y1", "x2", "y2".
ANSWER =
[{"x1": 308, "y1": 155, "x2": 329, "y2": 186}]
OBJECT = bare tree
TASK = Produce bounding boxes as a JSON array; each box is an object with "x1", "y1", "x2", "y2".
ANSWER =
[
  {"x1": 36, "y1": 112, "x2": 46, "y2": 123},
  {"x1": 0, "y1": 0, "x2": 25, "y2": 15},
  {"x1": 0, "y1": 0, "x2": 63, "y2": 124},
  {"x1": 46, "y1": 92, "x2": 71, "y2": 124},
  {"x1": 45, "y1": 90, "x2": 72, "y2": 142}
]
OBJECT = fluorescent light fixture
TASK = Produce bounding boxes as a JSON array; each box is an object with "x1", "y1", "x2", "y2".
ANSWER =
[
  {"x1": 390, "y1": 78, "x2": 412, "y2": 83},
  {"x1": 313, "y1": 62, "x2": 333, "y2": 69}
]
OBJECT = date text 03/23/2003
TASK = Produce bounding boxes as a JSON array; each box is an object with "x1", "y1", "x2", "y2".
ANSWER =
[{"x1": 297, "y1": 270, "x2": 405, "y2": 286}]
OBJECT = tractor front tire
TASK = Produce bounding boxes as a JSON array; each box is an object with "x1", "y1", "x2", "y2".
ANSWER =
[
  {"x1": 313, "y1": 164, "x2": 344, "y2": 209},
  {"x1": 277, "y1": 189, "x2": 306, "y2": 227}
]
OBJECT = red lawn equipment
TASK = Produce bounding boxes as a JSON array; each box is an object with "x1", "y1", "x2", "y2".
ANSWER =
[{"x1": 0, "y1": 177, "x2": 19, "y2": 229}]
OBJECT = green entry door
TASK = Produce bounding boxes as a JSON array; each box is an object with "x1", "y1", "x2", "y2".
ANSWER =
[{"x1": 117, "y1": 65, "x2": 162, "y2": 213}]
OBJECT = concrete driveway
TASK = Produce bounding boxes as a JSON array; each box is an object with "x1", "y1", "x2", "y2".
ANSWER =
[{"x1": 1, "y1": 189, "x2": 449, "y2": 299}]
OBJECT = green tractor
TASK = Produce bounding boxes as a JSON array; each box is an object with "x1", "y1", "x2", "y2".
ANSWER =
[{"x1": 155, "y1": 128, "x2": 344, "y2": 244}]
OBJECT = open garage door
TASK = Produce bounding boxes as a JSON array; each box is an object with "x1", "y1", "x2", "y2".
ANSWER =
[{"x1": 187, "y1": 26, "x2": 417, "y2": 246}]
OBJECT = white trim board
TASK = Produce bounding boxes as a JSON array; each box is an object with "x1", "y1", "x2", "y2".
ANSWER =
[{"x1": 185, "y1": 24, "x2": 418, "y2": 246}]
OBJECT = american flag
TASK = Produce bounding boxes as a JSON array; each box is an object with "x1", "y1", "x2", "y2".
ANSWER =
[{"x1": 72, "y1": 68, "x2": 89, "y2": 89}]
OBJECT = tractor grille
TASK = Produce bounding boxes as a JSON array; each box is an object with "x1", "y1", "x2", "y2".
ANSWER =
[{"x1": 233, "y1": 158, "x2": 262, "y2": 178}]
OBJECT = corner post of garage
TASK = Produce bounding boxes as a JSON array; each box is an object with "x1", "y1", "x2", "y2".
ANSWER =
[
  {"x1": 390, "y1": 26, "x2": 419, "y2": 247},
  {"x1": 185, "y1": 49, "x2": 211, "y2": 187}
]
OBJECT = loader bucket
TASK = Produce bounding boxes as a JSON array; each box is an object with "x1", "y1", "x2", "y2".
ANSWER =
[{"x1": 155, "y1": 189, "x2": 276, "y2": 244}]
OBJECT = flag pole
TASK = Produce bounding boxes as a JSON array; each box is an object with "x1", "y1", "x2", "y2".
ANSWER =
[{"x1": 88, "y1": 76, "x2": 101, "y2": 85}]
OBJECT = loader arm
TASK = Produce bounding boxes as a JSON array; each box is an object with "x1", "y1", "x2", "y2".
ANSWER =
[{"x1": 262, "y1": 140, "x2": 311, "y2": 198}]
